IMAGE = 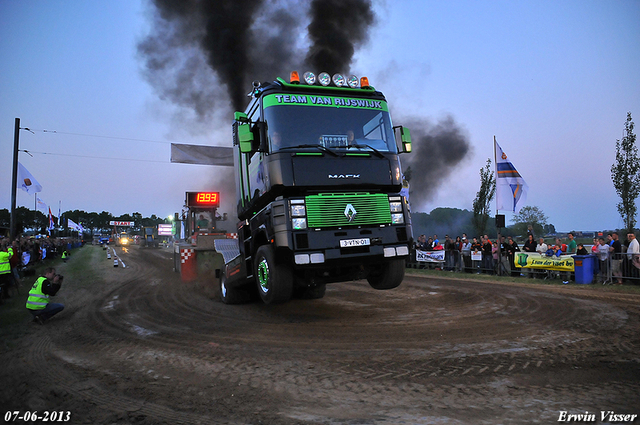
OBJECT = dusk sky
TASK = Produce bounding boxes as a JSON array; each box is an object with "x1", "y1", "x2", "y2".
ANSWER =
[{"x1": 1, "y1": 0, "x2": 639, "y2": 233}]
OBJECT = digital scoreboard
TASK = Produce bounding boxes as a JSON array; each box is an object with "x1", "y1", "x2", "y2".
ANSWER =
[{"x1": 186, "y1": 192, "x2": 220, "y2": 208}]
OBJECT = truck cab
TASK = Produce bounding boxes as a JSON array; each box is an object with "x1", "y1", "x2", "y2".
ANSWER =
[{"x1": 224, "y1": 72, "x2": 413, "y2": 304}]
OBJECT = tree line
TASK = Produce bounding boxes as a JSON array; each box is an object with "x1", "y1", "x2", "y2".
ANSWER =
[
  {"x1": 0, "y1": 208, "x2": 168, "y2": 237},
  {"x1": 411, "y1": 207, "x2": 556, "y2": 241}
]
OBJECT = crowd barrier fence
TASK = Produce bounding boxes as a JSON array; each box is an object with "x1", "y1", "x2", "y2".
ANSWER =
[{"x1": 407, "y1": 248, "x2": 640, "y2": 285}]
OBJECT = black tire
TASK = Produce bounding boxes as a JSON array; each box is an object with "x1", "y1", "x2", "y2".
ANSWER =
[
  {"x1": 254, "y1": 245, "x2": 293, "y2": 304},
  {"x1": 367, "y1": 258, "x2": 405, "y2": 290},
  {"x1": 219, "y1": 271, "x2": 251, "y2": 304}
]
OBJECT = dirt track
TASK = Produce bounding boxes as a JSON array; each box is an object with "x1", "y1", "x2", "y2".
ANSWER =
[{"x1": 1, "y1": 244, "x2": 639, "y2": 424}]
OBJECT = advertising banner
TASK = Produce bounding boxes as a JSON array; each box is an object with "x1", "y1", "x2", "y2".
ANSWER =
[
  {"x1": 171, "y1": 144, "x2": 233, "y2": 166},
  {"x1": 416, "y1": 250, "x2": 445, "y2": 263},
  {"x1": 514, "y1": 252, "x2": 574, "y2": 271},
  {"x1": 158, "y1": 224, "x2": 173, "y2": 236}
]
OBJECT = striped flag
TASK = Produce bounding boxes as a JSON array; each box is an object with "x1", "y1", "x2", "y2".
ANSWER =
[
  {"x1": 495, "y1": 139, "x2": 528, "y2": 213},
  {"x1": 48, "y1": 207, "x2": 55, "y2": 232}
]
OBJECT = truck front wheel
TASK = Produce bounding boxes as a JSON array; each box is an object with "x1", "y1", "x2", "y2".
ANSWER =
[
  {"x1": 254, "y1": 245, "x2": 293, "y2": 304},
  {"x1": 367, "y1": 258, "x2": 405, "y2": 290}
]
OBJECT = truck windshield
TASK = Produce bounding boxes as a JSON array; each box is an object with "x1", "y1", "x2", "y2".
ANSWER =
[{"x1": 264, "y1": 99, "x2": 398, "y2": 154}]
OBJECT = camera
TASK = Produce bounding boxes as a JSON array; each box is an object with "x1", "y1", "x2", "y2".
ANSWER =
[{"x1": 55, "y1": 274, "x2": 64, "y2": 283}]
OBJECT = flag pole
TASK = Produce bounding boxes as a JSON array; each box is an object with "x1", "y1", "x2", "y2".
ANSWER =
[
  {"x1": 494, "y1": 136, "x2": 504, "y2": 275},
  {"x1": 10, "y1": 118, "x2": 20, "y2": 240},
  {"x1": 493, "y1": 135, "x2": 498, "y2": 214}
]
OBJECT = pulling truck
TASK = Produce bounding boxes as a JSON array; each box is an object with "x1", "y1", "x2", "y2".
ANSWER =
[
  {"x1": 218, "y1": 71, "x2": 413, "y2": 304},
  {"x1": 140, "y1": 226, "x2": 159, "y2": 248}
]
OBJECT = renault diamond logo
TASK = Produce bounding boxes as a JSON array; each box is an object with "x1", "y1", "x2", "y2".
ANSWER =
[{"x1": 344, "y1": 204, "x2": 357, "y2": 222}]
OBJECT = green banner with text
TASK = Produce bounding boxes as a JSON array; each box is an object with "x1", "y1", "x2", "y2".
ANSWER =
[
  {"x1": 263, "y1": 94, "x2": 389, "y2": 111},
  {"x1": 514, "y1": 252, "x2": 575, "y2": 271}
]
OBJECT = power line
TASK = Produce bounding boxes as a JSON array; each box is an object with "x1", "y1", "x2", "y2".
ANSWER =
[
  {"x1": 21, "y1": 150, "x2": 171, "y2": 164},
  {"x1": 22, "y1": 128, "x2": 175, "y2": 145},
  {"x1": 18, "y1": 126, "x2": 215, "y2": 164}
]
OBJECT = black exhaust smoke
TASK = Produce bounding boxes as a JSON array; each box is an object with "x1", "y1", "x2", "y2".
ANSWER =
[
  {"x1": 401, "y1": 116, "x2": 472, "y2": 203},
  {"x1": 138, "y1": 0, "x2": 375, "y2": 113},
  {"x1": 138, "y1": 0, "x2": 303, "y2": 114},
  {"x1": 305, "y1": 0, "x2": 375, "y2": 74}
]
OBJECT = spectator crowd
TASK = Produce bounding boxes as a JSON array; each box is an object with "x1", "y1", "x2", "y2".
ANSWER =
[
  {"x1": 412, "y1": 231, "x2": 640, "y2": 285},
  {"x1": 0, "y1": 236, "x2": 82, "y2": 300}
]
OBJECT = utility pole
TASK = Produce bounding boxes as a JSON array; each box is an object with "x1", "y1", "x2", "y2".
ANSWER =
[{"x1": 10, "y1": 118, "x2": 20, "y2": 240}]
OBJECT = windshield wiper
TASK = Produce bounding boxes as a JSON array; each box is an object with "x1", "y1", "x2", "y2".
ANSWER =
[
  {"x1": 348, "y1": 143, "x2": 385, "y2": 158},
  {"x1": 277, "y1": 144, "x2": 338, "y2": 157}
]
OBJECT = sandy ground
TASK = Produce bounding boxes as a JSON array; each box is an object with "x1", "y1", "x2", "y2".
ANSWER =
[{"x1": 1, "y1": 244, "x2": 639, "y2": 425}]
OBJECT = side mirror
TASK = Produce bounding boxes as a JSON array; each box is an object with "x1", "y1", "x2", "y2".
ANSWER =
[
  {"x1": 394, "y1": 126, "x2": 412, "y2": 153},
  {"x1": 256, "y1": 122, "x2": 268, "y2": 152},
  {"x1": 234, "y1": 111, "x2": 254, "y2": 153}
]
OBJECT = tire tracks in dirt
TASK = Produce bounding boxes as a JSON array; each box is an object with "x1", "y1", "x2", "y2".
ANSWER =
[{"x1": 25, "y1": 245, "x2": 640, "y2": 424}]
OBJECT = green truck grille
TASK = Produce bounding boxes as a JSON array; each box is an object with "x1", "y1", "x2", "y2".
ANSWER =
[{"x1": 305, "y1": 193, "x2": 391, "y2": 228}]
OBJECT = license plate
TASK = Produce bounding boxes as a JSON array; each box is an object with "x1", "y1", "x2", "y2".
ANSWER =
[{"x1": 340, "y1": 238, "x2": 371, "y2": 248}]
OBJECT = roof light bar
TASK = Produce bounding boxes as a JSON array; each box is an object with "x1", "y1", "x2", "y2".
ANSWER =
[
  {"x1": 318, "y1": 72, "x2": 331, "y2": 86},
  {"x1": 303, "y1": 71, "x2": 316, "y2": 85},
  {"x1": 288, "y1": 71, "x2": 370, "y2": 88}
]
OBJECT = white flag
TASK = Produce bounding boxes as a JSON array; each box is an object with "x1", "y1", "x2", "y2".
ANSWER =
[
  {"x1": 495, "y1": 140, "x2": 528, "y2": 213},
  {"x1": 68, "y1": 219, "x2": 80, "y2": 231},
  {"x1": 36, "y1": 197, "x2": 48, "y2": 212},
  {"x1": 17, "y1": 162, "x2": 43, "y2": 194}
]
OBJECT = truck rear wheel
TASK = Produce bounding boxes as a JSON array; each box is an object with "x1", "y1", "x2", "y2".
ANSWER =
[
  {"x1": 219, "y1": 271, "x2": 251, "y2": 304},
  {"x1": 254, "y1": 245, "x2": 293, "y2": 304},
  {"x1": 367, "y1": 258, "x2": 405, "y2": 290}
]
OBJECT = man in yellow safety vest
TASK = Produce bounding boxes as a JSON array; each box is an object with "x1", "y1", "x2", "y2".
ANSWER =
[
  {"x1": 0, "y1": 243, "x2": 14, "y2": 299},
  {"x1": 25, "y1": 267, "x2": 64, "y2": 324}
]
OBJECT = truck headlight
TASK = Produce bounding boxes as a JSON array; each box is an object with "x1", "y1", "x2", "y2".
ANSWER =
[
  {"x1": 389, "y1": 201, "x2": 402, "y2": 213},
  {"x1": 391, "y1": 213, "x2": 404, "y2": 224},
  {"x1": 292, "y1": 218, "x2": 307, "y2": 230},
  {"x1": 291, "y1": 204, "x2": 306, "y2": 217}
]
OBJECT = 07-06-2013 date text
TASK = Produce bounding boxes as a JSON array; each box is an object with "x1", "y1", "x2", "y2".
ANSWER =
[{"x1": 4, "y1": 411, "x2": 71, "y2": 422}]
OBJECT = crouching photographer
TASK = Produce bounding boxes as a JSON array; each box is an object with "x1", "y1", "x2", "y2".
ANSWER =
[{"x1": 26, "y1": 267, "x2": 64, "y2": 324}]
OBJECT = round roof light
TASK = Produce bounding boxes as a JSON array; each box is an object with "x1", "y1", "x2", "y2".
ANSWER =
[
  {"x1": 303, "y1": 71, "x2": 316, "y2": 85},
  {"x1": 347, "y1": 75, "x2": 359, "y2": 88},
  {"x1": 332, "y1": 73, "x2": 346, "y2": 87},
  {"x1": 318, "y1": 72, "x2": 331, "y2": 86}
]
